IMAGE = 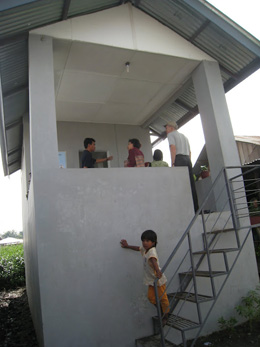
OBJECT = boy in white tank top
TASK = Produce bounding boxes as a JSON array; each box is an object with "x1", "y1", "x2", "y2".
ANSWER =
[{"x1": 120, "y1": 230, "x2": 169, "y2": 325}]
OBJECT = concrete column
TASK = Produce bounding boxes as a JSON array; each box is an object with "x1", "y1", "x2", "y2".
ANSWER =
[
  {"x1": 192, "y1": 61, "x2": 240, "y2": 177},
  {"x1": 29, "y1": 34, "x2": 59, "y2": 174},
  {"x1": 192, "y1": 61, "x2": 241, "y2": 212}
]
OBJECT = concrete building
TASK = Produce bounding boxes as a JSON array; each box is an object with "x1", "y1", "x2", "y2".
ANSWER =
[
  {"x1": 1, "y1": 1, "x2": 260, "y2": 346},
  {"x1": 194, "y1": 136, "x2": 260, "y2": 173}
]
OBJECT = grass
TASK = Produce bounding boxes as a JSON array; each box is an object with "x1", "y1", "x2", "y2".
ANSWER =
[{"x1": 0, "y1": 244, "x2": 25, "y2": 290}]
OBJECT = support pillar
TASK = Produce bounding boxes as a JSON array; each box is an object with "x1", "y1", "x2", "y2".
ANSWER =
[
  {"x1": 29, "y1": 34, "x2": 59, "y2": 174},
  {"x1": 27, "y1": 34, "x2": 58, "y2": 347},
  {"x1": 192, "y1": 61, "x2": 241, "y2": 211},
  {"x1": 192, "y1": 61, "x2": 240, "y2": 176}
]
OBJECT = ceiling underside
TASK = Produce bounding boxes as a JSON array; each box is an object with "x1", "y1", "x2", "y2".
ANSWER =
[
  {"x1": 54, "y1": 40, "x2": 199, "y2": 126},
  {"x1": 0, "y1": 0, "x2": 260, "y2": 175}
]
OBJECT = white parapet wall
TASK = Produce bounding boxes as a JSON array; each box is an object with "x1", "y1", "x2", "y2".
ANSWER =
[
  {"x1": 23, "y1": 166, "x2": 259, "y2": 347},
  {"x1": 25, "y1": 166, "x2": 194, "y2": 346}
]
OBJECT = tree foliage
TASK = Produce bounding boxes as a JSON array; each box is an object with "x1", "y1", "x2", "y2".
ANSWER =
[
  {"x1": 0, "y1": 244, "x2": 25, "y2": 290},
  {"x1": 236, "y1": 286, "x2": 260, "y2": 331},
  {"x1": 1, "y1": 230, "x2": 23, "y2": 239}
]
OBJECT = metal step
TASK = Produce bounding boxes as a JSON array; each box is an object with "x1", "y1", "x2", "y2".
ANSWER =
[
  {"x1": 193, "y1": 247, "x2": 239, "y2": 255},
  {"x1": 206, "y1": 228, "x2": 235, "y2": 235},
  {"x1": 180, "y1": 270, "x2": 227, "y2": 277},
  {"x1": 135, "y1": 334, "x2": 177, "y2": 347},
  {"x1": 168, "y1": 291, "x2": 213, "y2": 303},
  {"x1": 154, "y1": 314, "x2": 200, "y2": 331}
]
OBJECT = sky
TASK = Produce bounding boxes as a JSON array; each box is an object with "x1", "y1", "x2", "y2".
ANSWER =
[{"x1": 0, "y1": 0, "x2": 259, "y2": 234}]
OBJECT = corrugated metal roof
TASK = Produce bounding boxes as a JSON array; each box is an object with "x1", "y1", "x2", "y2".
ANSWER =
[
  {"x1": 67, "y1": 0, "x2": 120, "y2": 17},
  {"x1": 0, "y1": 40, "x2": 28, "y2": 95},
  {"x1": 0, "y1": 0, "x2": 260, "y2": 175},
  {"x1": 0, "y1": 1, "x2": 64, "y2": 38}
]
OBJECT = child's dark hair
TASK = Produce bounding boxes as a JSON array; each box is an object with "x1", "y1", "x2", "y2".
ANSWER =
[
  {"x1": 153, "y1": 149, "x2": 163, "y2": 161},
  {"x1": 141, "y1": 230, "x2": 157, "y2": 246},
  {"x1": 129, "y1": 138, "x2": 141, "y2": 149}
]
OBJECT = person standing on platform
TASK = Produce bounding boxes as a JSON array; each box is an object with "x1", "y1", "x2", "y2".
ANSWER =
[
  {"x1": 165, "y1": 122, "x2": 199, "y2": 212},
  {"x1": 151, "y1": 149, "x2": 169, "y2": 167},
  {"x1": 124, "y1": 138, "x2": 145, "y2": 167},
  {"x1": 82, "y1": 138, "x2": 113, "y2": 168}
]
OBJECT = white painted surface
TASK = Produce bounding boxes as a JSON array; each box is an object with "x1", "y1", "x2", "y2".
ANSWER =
[
  {"x1": 35, "y1": 168, "x2": 194, "y2": 347},
  {"x1": 32, "y1": 4, "x2": 214, "y2": 60},
  {"x1": 53, "y1": 40, "x2": 199, "y2": 125},
  {"x1": 28, "y1": 35, "x2": 59, "y2": 173}
]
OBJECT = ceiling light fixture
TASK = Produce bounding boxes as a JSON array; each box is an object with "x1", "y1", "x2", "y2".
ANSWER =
[{"x1": 125, "y1": 62, "x2": 130, "y2": 73}]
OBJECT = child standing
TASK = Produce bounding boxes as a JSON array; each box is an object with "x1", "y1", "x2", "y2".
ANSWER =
[{"x1": 120, "y1": 230, "x2": 170, "y2": 324}]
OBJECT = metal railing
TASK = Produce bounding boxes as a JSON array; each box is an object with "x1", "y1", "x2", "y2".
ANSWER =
[{"x1": 154, "y1": 165, "x2": 260, "y2": 347}]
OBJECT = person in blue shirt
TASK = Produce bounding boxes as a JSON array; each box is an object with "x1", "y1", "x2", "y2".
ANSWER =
[{"x1": 82, "y1": 138, "x2": 113, "y2": 168}]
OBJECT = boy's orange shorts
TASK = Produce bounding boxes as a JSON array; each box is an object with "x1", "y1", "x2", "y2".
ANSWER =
[{"x1": 147, "y1": 284, "x2": 170, "y2": 314}]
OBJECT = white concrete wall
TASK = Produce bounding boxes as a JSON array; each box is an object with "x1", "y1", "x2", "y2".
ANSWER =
[
  {"x1": 29, "y1": 167, "x2": 195, "y2": 347},
  {"x1": 195, "y1": 176, "x2": 217, "y2": 212},
  {"x1": 57, "y1": 121, "x2": 153, "y2": 168}
]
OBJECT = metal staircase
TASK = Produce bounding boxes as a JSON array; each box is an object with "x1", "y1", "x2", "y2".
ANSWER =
[{"x1": 136, "y1": 165, "x2": 260, "y2": 347}]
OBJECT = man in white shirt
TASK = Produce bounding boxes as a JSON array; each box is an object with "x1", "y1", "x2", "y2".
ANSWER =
[{"x1": 165, "y1": 121, "x2": 199, "y2": 212}]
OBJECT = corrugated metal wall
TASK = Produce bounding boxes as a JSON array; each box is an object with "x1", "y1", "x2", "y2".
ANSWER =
[{"x1": 237, "y1": 141, "x2": 260, "y2": 165}]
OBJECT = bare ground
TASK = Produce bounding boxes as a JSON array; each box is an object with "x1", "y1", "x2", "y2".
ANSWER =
[
  {"x1": 0, "y1": 287, "x2": 38, "y2": 347},
  {"x1": 192, "y1": 320, "x2": 260, "y2": 347}
]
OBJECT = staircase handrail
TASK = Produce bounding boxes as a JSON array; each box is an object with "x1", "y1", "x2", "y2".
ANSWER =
[
  {"x1": 157, "y1": 164, "x2": 260, "y2": 278},
  {"x1": 155, "y1": 167, "x2": 225, "y2": 279}
]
